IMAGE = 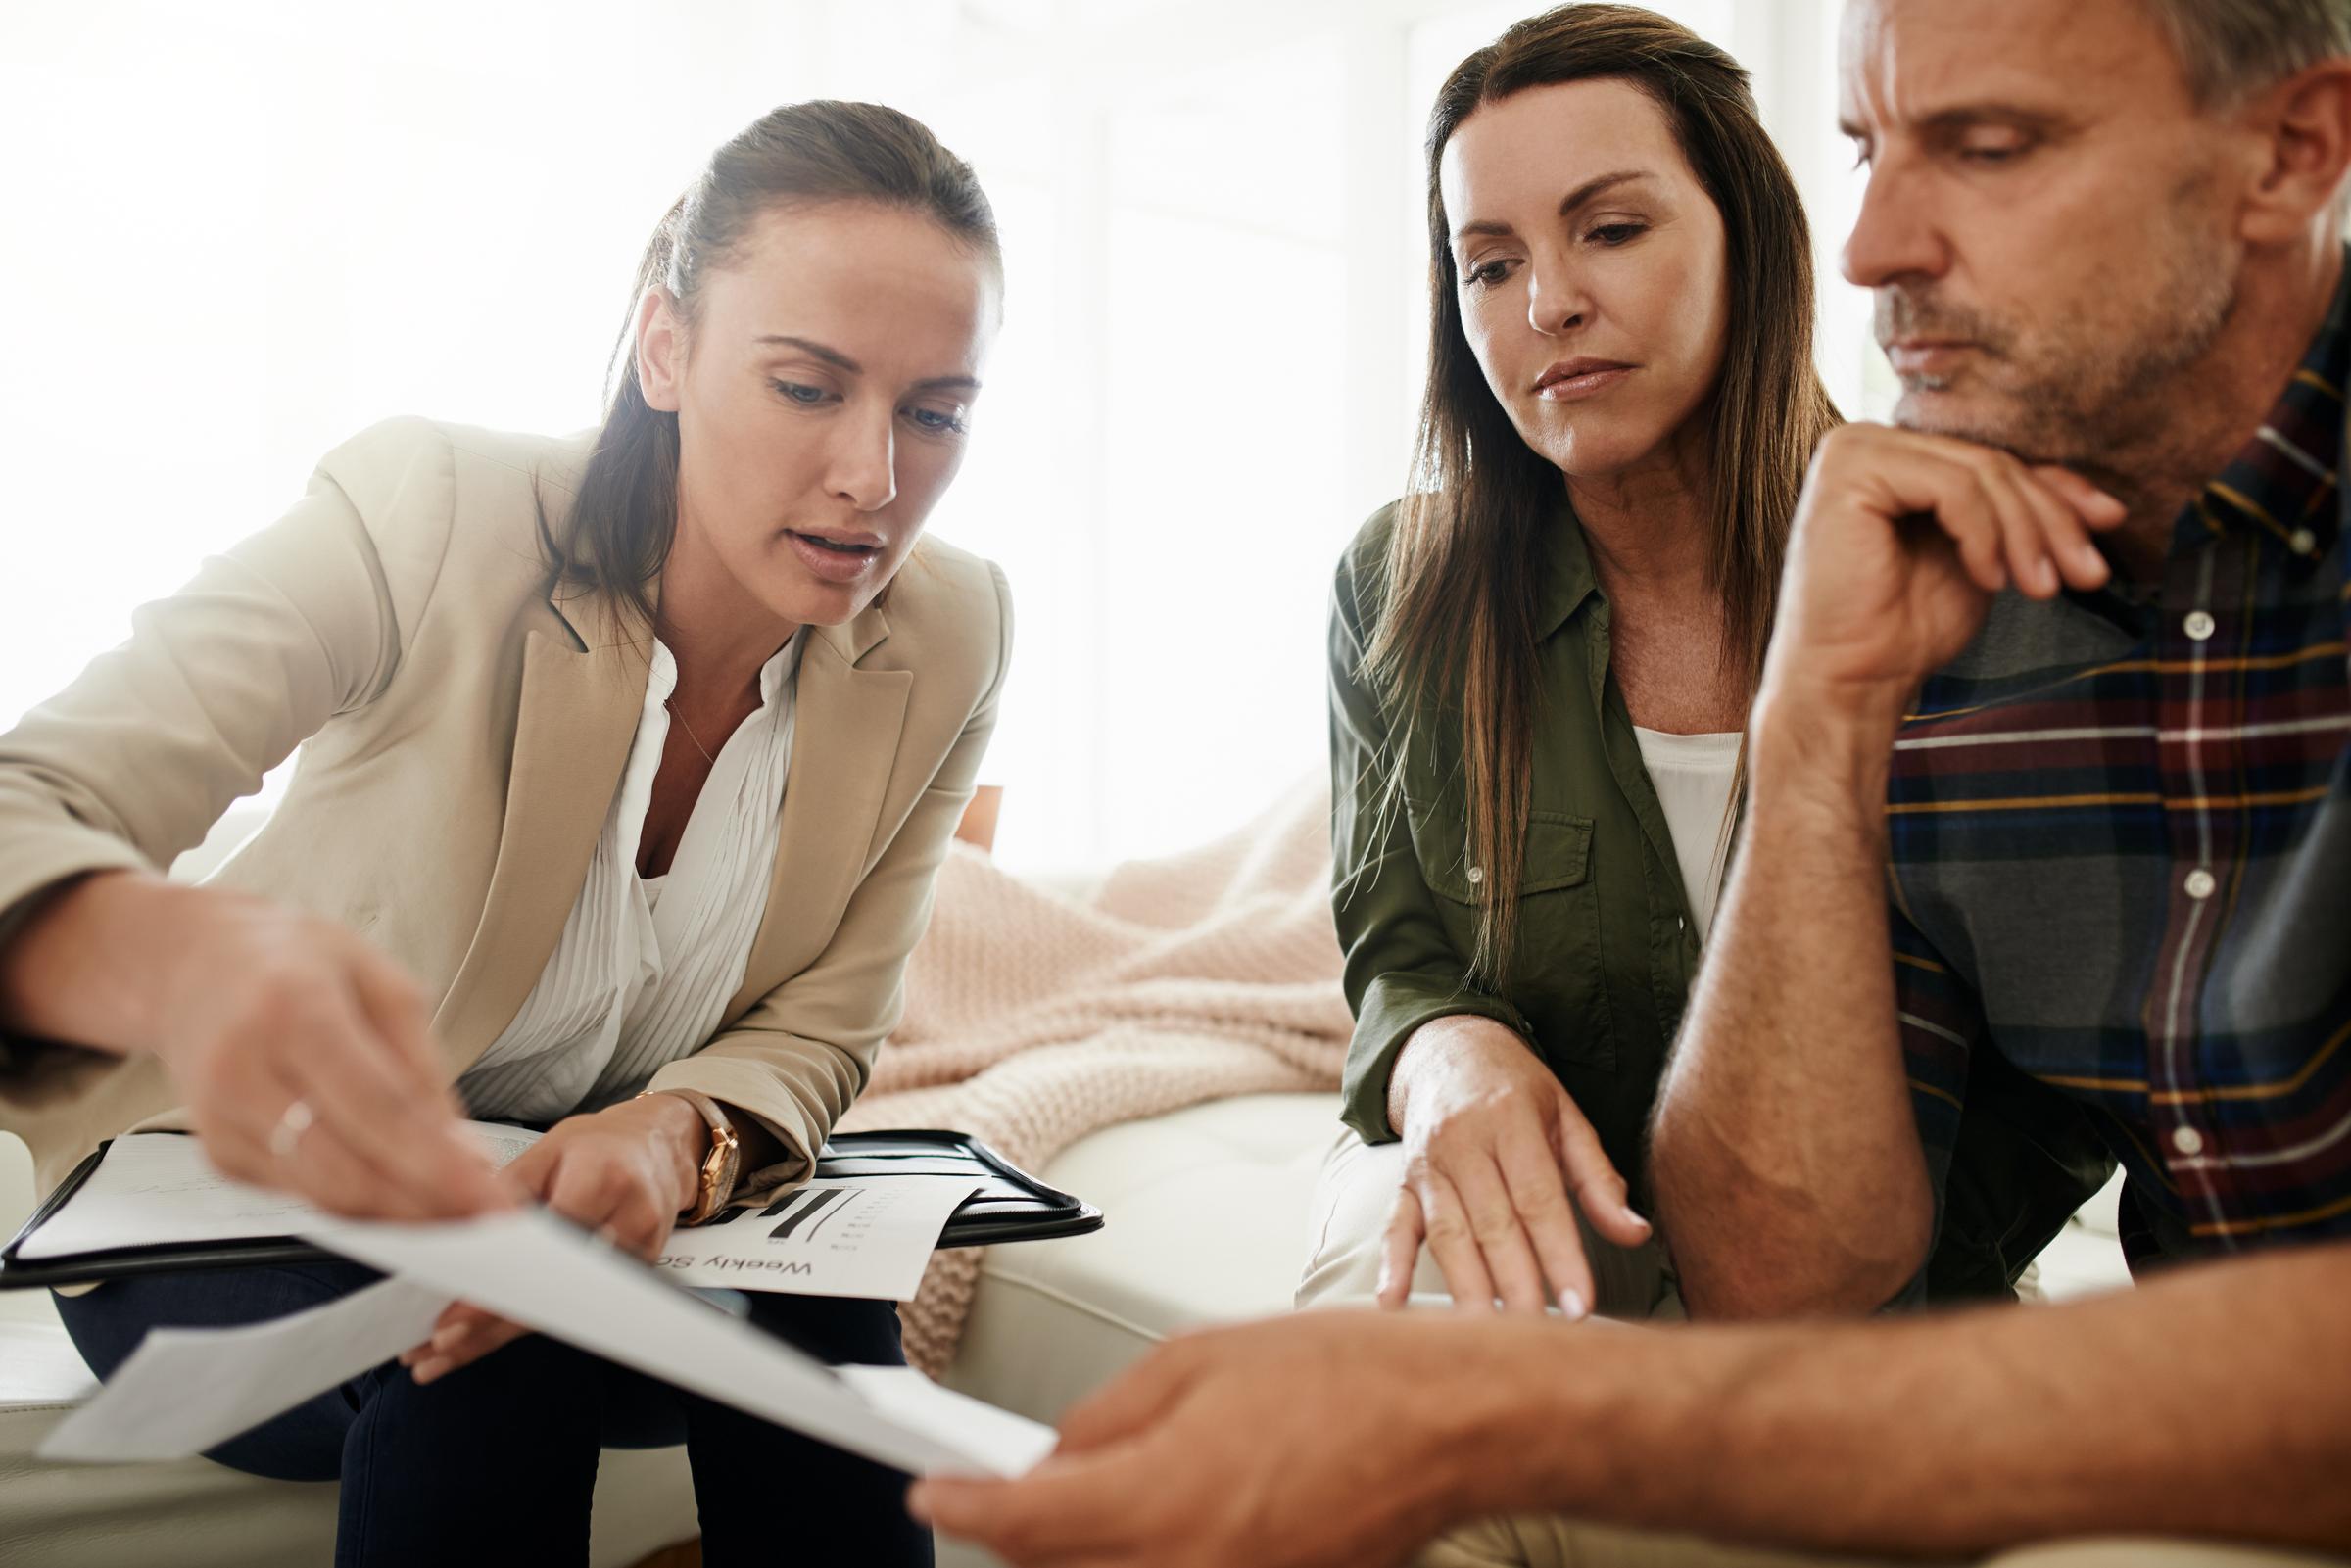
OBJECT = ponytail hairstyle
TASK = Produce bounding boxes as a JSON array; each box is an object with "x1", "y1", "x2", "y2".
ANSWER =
[{"x1": 546, "y1": 100, "x2": 1000, "y2": 639}]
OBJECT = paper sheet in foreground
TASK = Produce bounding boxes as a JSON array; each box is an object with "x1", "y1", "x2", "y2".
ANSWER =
[
  {"x1": 40, "y1": 1277, "x2": 451, "y2": 1463},
  {"x1": 44, "y1": 1209, "x2": 1054, "y2": 1477},
  {"x1": 321, "y1": 1208, "x2": 1055, "y2": 1477}
]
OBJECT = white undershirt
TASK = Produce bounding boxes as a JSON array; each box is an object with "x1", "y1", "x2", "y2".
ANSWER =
[
  {"x1": 1631, "y1": 726, "x2": 1742, "y2": 942},
  {"x1": 457, "y1": 633, "x2": 804, "y2": 1122}
]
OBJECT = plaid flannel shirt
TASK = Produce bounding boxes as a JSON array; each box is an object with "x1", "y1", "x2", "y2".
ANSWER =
[{"x1": 1890, "y1": 263, "x2": 2351, "y2": 1270}]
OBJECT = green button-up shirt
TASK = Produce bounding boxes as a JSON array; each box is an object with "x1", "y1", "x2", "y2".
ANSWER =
[
  {"x1": 1328, "y1": 501, "x2": 2112, "y2": 1300},
  {"x1": 1329, "y1": 502, "x2": 1701, "y2": 1188}
]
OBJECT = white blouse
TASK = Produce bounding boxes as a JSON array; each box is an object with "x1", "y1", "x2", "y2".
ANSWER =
[
  {"x1": 456, "y1": 633, "x2": 804, "y2": 1122},
  {"x1": 1631, "y1": 726, "x2": 1743, "y2": 943}
]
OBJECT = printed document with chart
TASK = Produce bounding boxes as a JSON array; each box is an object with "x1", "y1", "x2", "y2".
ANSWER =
[
  {"x1": 14, "y1": 1124, "x2": 978, "y2": 1302},
  {"x1": 655, "y1": 1176, "x2": 977, "y2": 1299}
]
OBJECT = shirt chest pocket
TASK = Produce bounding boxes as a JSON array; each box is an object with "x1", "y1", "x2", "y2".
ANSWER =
[{"x1": 1402, "y1": 797, "x2": 1615, "y2": 1071}]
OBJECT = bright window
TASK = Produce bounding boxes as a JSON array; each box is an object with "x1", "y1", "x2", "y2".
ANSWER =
[{"x1": 0, "y1": 0, "x2": 1875, "y2": 872}]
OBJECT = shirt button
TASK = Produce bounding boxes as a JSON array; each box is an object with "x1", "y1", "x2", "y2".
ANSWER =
[
  {"x1": 2183, "y1": 610, "x2": 2217, "y2": 641},
  {"x1": 2184, "y1": 867, "x2": 2217, "y2": 900},
  {"x1": 2289, "y1": 528, "x2": 2318, "y2": 556},
  {"x1": 2172, "y1": 1125, "x2": 2205, "y2": 1157},
  {"x1": 1465, "y1": 866, "x2": 1484, "y2": 885}
]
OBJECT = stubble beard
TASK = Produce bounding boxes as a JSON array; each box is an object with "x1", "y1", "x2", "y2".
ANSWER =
[{"x1": 1878, "y1": 208, "x2": 2238, "y2": 473}]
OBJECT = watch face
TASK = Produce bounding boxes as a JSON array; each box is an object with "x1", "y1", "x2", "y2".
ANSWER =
[{"x1": 696, "y1": 1124, "x2": 741, "y2": 1219}]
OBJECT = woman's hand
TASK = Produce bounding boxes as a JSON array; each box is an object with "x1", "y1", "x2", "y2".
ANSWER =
[
  {"x1": 1382, "y1": 1015, "x2": 1650, "y2": 1317},
  {"x1": 0, "y1": 871, "x2": 507, "y2": 1221},
  {"x1": 402, "y1": 1091, "x2": 707, "y2": 1383},
  {"x1": 1763, "y1": 424, "x2": 2125, "y2": 732}
]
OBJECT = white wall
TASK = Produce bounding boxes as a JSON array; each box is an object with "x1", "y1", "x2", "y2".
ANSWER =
[{"x1": 0, "y1": 0, "x2": 1878, "y2": 872}]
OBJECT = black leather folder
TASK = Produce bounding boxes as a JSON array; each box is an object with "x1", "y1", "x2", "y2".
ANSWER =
[{"x1": 0, "y1": 1128, "x2": 1102, "y2": 1290}]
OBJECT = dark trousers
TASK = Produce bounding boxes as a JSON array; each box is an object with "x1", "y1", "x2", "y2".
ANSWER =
[{"x1": 55, "y1": 1260, "x2": 933, "y2": 1568}]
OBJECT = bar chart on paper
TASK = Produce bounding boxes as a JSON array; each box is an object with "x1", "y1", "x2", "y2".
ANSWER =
[
  {"x1": 654, "y1": 1177, "x2": 978, "y2": 1301},
  {"x1": 762, "y1": 1185, "x2": 860, "y2": 1242}
]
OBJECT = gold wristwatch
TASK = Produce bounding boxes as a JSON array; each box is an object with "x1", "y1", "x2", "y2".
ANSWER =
[{"x1": 637, "y1": 1089, "x2": 742, "y2": 1225}]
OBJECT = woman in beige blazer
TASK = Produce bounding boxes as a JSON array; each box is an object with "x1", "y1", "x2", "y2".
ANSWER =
[{"x1": 0, "y1": 101, "x2": 1007, "y2": 1564}]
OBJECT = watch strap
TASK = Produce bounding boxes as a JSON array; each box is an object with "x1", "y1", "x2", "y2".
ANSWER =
[{"x1": 636, "y1": 1088, "x2": 742, "y2": 1224}]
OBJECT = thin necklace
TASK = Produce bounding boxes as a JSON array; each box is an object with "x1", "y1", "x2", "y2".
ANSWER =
[{"x1": 665, "y1": 696, "x2": 716, "y2": 764}]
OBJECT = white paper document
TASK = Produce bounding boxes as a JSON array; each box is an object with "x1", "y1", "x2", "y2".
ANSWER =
[
  {"x1": 309, "y1": 1209, "x2": 1056, "y2": 1477},
  {"x1": 40, "y1": 1276, "x2": 453, "y2": 1462},
  {"x1": 39, "y1": 1212, "x2": 1055, "y2": 1476},
  {"x1": 655, "y1": 1177, "x2": 978, "y2": 1300},
  {"x1": 836, "y1": 1365, "x2": 1061, "y2": 1471},
  {"x1": 15, "y1": 1124, "x2": 543, "y2": 1260}
]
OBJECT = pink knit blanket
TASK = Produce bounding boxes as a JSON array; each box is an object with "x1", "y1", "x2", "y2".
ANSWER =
[{"x1": 836, "y1": 776, "x2": 1351, "y2": 1374}]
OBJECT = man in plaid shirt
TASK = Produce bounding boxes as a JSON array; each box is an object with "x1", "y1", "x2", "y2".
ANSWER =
[
  {"x1": 918, "y1": 2, "x2": 2351, "y2": 1566},
  {"x1": 1655, "y1": 10, "x2": 2351, "y2": 1307}
]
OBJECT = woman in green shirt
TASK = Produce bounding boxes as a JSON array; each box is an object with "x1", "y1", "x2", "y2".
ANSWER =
[{"x1": 1300, "y1": 4, "x2": 1838, "y2": 1320}]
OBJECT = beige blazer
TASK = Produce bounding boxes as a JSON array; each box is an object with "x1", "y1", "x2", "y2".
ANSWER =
[{"x1": 0, "y1": 417, "x2": 1011, "y2": 1202}]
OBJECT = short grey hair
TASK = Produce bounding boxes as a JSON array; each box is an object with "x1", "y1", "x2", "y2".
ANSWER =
[{"x1": 2140, "y1": 0, "x2": 2351, "y2": 104}]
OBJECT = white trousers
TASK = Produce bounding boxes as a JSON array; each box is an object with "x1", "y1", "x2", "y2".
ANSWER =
[{"x1": 1294, "y1": 1129, "x2": 1678, "y2": 1318}]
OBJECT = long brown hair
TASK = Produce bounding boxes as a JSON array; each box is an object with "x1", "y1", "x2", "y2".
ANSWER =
[
  {"x1": 545, "y1": 100, "x2": 999, "y2": 640},
  {"x1": 1367, "y1": 3, "x2": 1840, "y2": 987}
]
